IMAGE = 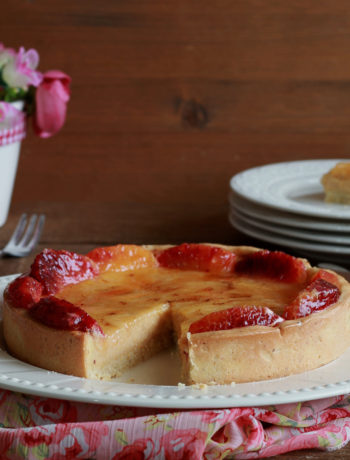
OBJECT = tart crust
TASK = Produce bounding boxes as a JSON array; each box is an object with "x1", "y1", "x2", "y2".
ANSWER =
[
  {"x1": 182, "y1": 293, "x2": 350, "y2": 383},
  {"x1": 3, "y1": 300, "x2": 173, "y2": 380},
  {"x1": 3, "y1": 244, "x2": 350, "y2": 384}
]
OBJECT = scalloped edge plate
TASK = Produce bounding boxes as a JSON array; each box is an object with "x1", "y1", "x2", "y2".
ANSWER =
[
  {"x1": 229, "y1": 192, "x2": 350, "y2": 233},
  {"x1": 230, "y1": 159, "x2": 350, "y2": 219},
  {"x1": 229, "y1": 208, "x2": 350, "y2": 246},
  {"x1": 1, "y1": 275, "x2": 350, "y2": 408},
  {"x1": 228, "y1": 212, "x2": 350, "y2": 256}
]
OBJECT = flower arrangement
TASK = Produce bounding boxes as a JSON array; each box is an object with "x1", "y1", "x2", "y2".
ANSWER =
[{"x1": 0, "y1": 43, "x2": 70, "y2": 138}]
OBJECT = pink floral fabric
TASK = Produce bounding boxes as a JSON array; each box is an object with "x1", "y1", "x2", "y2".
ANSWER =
[{"x1": 0, "y1": 390, "x2": 350, "y2": 459}]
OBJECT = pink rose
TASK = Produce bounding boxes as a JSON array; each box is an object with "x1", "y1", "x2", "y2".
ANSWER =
[
  {"x1": 113, "y1": 438, "x2": 155, "y2": 460},
  {"x1": 29, "y1": 398, "x2": 77, "y2": 425},
  {"x1": 160, "y1": 428, "x2": 207, "y2": 460},
  {"x1": 17, "y1": 426, "x2": 58, "y2": 449},
  {"x1": 319, "y1": 408, "x2": 350, "y2": 425},
  {"x1": 34, "y1": 70, "x2": 71, "y2": 138}
]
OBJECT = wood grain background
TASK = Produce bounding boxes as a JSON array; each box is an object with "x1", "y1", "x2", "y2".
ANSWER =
[{"x1": 1, "y1": 0, "x2": 350, "y2": 246}]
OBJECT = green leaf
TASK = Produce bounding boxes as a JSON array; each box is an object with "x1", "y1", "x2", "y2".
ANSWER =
[
  {"x1": 115, "y1": 428, "x2": 128, "y2": 446},
  {"x1": 18, "y1": 402, "x2": 31, "y2": 427},
  {"x1": 329, "y1": 432, "x2": 343, "y2": 447},
  {"x1": 317, "y1": 435, "x2": 330, "y2": 448},
  {"x1": 32, "y1": 443, "x2": 50, "y2": 459},
  {"x1": 17, "y1": 442, "x2": 28, "y2": 459},
  {"x1": 3, "y1": 87, "x2": 26, "y2": 102}
]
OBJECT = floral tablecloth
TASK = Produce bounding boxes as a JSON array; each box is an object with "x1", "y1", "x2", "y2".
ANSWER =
[{"x1": 0, "y1": 390, "x2": 350, "y2": 459}]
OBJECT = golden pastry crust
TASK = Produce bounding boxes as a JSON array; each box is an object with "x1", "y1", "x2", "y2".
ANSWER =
[
  {"x1": 322, "y1": 162, "x2": 350, "y2": 204},
  {"x1": 182, "y1": 273, "x2": 350, "y2": 383},
  {"x1": 3, "y1": 244, "x2": 350, "y2": 384}
]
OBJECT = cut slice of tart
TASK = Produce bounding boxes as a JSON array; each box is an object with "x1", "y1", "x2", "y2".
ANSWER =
[
  {"x1": 3, "y1": 243, "x2": 350, "y2": 384},
  {"x1": 3, "y1": 245, "x2": 174, "y2": 380},
  {"x1": 321, "y1": 162, "x2": 350, "y2": 204}
]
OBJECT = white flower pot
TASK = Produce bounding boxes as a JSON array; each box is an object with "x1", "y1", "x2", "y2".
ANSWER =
[
  {"x1": 0, "y1": 101, "x2": 25, "y2": 227},
  {"x1": 0, "y1": 141, "x2": 21, "y2": 227}
]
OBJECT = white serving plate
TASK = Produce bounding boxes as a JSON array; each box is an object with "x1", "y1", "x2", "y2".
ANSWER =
[{"x1": 2, "y1": 274, "x2": 350, "y2": 408}]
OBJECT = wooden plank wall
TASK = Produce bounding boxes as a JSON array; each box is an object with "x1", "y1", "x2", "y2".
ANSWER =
[{"x1": 1, "y1": 0, "x2": 350, "y2": 244}]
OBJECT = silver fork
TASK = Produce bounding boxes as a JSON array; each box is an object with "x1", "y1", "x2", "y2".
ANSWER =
[{"x1": 0, "y1": 213, "x2": 45, "y2": 258}]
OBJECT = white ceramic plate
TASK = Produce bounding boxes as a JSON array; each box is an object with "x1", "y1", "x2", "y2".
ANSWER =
[
  {"x1": 229, "y1": 192, "x2": 350, "y2": 233},
  {"x1": 229, "y1": 212, "x2": 350, "y2": 256},
  {"x1": 229, "y1": 208, "x2": 350, "y2": 246},
  {"x1": 230, "y1": 159, "x2": 350, "y2": 219},
  {"x1": 2, "y1": 275, "x2": 350, "y2": 408}
]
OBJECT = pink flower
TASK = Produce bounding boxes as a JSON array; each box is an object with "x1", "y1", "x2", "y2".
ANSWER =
[
  {"x1": 29, "y1": 397, "x2": 77, "y2": 425},
  {"x1": 16, "y1": 426, "x2": 57, "y2": 448},
  {"x1": 319, "y1": 408, "x2": 350, "y2": 425},
  {"x1": 113, "y1": 438, "x2": 155, "y2": 460},
  {"x1": 159, "y1": 428, "x2": 207, "y2": 459},
  {"x1": 34, "y1": 70, "x2": 71, "y2": 138},
  {"x1": 1, "y1": 45, "x2": 42, "y2": 89}
]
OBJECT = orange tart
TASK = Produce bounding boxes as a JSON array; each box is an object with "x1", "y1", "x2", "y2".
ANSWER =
[{"x1": 3, "y1": 243, "x2": 350, "y2": 384}]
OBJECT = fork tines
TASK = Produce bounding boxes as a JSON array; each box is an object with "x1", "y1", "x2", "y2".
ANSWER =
[{"x1": 4, "y1": 213, "x2": 46, "y2": 257}]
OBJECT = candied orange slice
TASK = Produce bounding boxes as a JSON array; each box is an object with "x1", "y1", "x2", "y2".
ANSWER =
[
  {"x1": 284, "y1": 278, "x2": 340, "y2": 320},
  {"x1": 30, "y1": 249, "x2": 98, "y2": 295},
  {"x1": 87, "y1": 244, "x2": 158, "y2": 273},
  {"x1": 310, "y1": 269, "x2": 342, "y2": 289},
  {"x1": 4, "y1": 275, "x2": 43, "y2": 309},
  {"x1": 235, "y1": 250, "x2": 307, "y2": 283},
  {"x1": 30, "y1": 296, "x2": 104, "y2": 336},
  {"x1": 156, "y1": 243, "x2": 236, "y2": 274},
  {"x1": 189, "y1": 305, "x2": 283, "y2": 333}
]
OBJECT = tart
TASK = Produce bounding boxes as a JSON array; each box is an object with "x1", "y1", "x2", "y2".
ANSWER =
[
  {"x1": 321, "y1": 162, "x2": 350, "y2": 204},
  {"x1": 3, "y1": 243, "x2": 350, "y2": 384}
]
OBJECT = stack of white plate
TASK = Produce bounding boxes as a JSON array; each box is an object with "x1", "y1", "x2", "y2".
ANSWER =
[{"x1": 229, "y1": 159, "x2": 350, "y2": 265}]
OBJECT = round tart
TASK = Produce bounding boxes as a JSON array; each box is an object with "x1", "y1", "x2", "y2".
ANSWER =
[{"x1": 3, "y1": 243, "x2": 350, "y2": 384}]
